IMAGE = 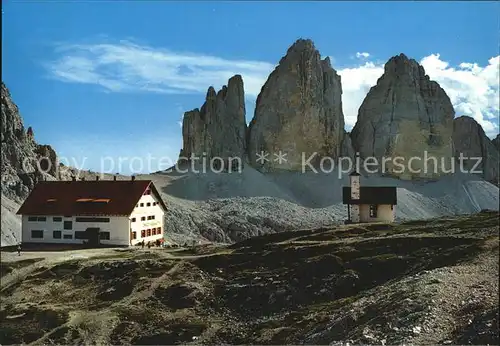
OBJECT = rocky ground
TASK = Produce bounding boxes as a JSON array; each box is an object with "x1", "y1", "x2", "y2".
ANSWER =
[
  {"x1": 1, "y1": 210, "x2": 498, "y2": 345},
  {"x1": 143, "y1": 168, "x2": 499, "y2": 245}
]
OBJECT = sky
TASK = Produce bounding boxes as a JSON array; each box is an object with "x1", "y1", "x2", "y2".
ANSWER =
[{"x1": 2, "y1": 1, "x2": 499, "y2": 174}]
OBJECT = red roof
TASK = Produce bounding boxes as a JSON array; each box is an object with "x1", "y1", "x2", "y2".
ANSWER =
[{"x1": 16, "y1": 179, "x2": 168, "y2": 216}]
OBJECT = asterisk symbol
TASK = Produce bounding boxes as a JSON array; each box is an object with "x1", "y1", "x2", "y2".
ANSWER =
[
  {"x1": 273, "y1": 151, "x2": 287, "y2": 164},
  {"x1": 255, "y1": 151, "x2": 269, "y2": 165}
]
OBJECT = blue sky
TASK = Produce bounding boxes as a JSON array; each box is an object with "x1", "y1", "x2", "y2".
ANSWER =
[{"x1": 3, "y1": 1, "x2": 499, "y2": 174}]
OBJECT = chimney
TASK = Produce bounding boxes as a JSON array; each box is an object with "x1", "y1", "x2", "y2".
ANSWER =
[
  {"x1": 131, "y1": 175, "x2": 136, "y2": 181},
  {"x1": 95, "y1": 176, "x2": 100, "y2": 181},
  {"x1": 349, "y1": 171, "x2": 361, "y2": 200},
  {"x1": 349, "y1": 170, "x2": 361, "y2": 223},
  {"x1": 113, "y1": 175, "x2": 117, "y2": 181}
]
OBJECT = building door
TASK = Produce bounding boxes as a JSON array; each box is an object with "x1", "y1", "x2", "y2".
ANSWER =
[{"x1": 85, "y1": 227, "x2": 100, "y2": 246}]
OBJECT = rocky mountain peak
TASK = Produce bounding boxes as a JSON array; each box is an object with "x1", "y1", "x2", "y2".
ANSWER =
[
  {"x1": 452, "y1": 116, "x2": 499, "y2": 185},
  {"x1": 206, "y1": 86, "x2": 217, "y2": 99},
  {"x1": 180, "y1": 75, "x2": 247, "y2": 167},
  {"x1": 321, "y1": 56, "x2": 332, "y2": 68},
  {"x1": 383, "y1": 53, "x2": 425, "y2": 80},
  {"x1": 226, "y1": 74, "x2": 243, "y2": 93},
  {"x1": 287, "y1": 38, "x2": 315, "y2": 51},
  {"x1": 351, "y1": 53, "x2": 454, "y2": 179},
  {"x1": 278, "y1": 38, "x2": 322, "y2": 66},
  {"x1": 1, "y1": 82, "x2": 60, "y2": 202},
  {"x1": 247, "y1": 39, "x2": 345, "y2": 170}
]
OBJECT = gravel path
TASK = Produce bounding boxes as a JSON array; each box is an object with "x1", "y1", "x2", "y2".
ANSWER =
[{"x1": 410, "y1": 239, "x2": 499, "y2": 344}]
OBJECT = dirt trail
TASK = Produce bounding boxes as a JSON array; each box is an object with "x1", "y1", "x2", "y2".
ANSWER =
[
  {"x1": 0, "y1": 247, "x2": 226, "y2": 292},
  {"x1": 1, "y1": 249, "x2": 112, "y2": 291},
  {"x1": 411, "y1": 240, "x2": 499, "y2": 344}
]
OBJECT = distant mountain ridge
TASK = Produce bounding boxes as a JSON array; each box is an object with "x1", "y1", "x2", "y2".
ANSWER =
[
  {"x1": 1, "y1": 38, "x2": 499, "y2": 246},
  {"x1": 179, "y1": 39, "x2": 499, "y2": 184}
]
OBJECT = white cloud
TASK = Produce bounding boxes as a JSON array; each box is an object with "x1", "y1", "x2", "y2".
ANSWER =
[
  {"x1": 46, "y1": 41, "x2": 499, "y2": 137},
  {"x1": 355, "y1": 52, "x2": 370, "y2": 59},
  {"x1": 45, "y1": 40, "x2": 275, "y2": 97},
  {"x1": 420, "y1": 54, "x2": 499, "y2": 137},
  {"x1": 176, "y1": 105, "x2": 184, "y2": 128},
  {"x1": 337, "y1": 62, "x2": 384, "y2": 128}
]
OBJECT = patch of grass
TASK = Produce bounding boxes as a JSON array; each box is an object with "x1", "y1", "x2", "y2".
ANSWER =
[
  {"x1": 68, "y1": 310, "x2": 119, "y2": 345},
  {"x1": 0, "y1": 258, "x2": 45, "y2": 278}
]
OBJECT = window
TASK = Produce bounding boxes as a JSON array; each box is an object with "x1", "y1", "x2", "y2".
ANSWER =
[
  {"x1": 152, "y1": 229, "x2": 156, "y2": 235},
  {"x1": 31, "y1": 230, "x2": 43, "y2": 238},
  {"x1": 136, "y1": 204, "x2": 139, "y2": 207},
  {"x1": 64, "y1": 221, "x2": 73, "y2": 230},
  {"x1": 100, "y1": 232, "x2": 110, "y2": 240},
  {"x1": 75, "y1": 217, "x2": 110, "y2": 223},
  {"x1": 74, "y1": 231, "x2": 87, "y2": 239},
  {"x1": 63, "y1": 234, "x2": 73, "y2": 239},
  {"x1": 141, "y1": 230, "x2": 145, "y2": 238},
  {"x1": 153, "y1": 202, "x2": 157, "y2": 206},
  {"x1": 53, "y1": 231, "x2": 62, "y2": 239},
  {"x1": 146, "y1": 202, "x2": 150, "y2": 207},
  {"x1": 131, "y1": 218, "x2": 136, "y2": 222},
  {"x1": 144, "y1": 189, "x2": 151, "y2": 195},
  {"x1": 29, "y1": 216, "x2": 46, "y2": 222},
  {"x1": 53, "y1": 217, "x2": 62, "y2": 222},
  {"x1": 132, "y1": 231, "x2": 137, "y2": 240},
  {"x1": 147, "y1": 216, "x2": 152, "y2": 220},
  {"x1": 152, "y1": 215, "x2": 155, "y2": 220},
  {"x1": 147, "y1": 229, "x2": 151, "y2": 237},
  {"x1": 369, "y1": 205, "x2": 378, "y2": 218},
  {"x1": 157, "y1": 227, "x2": 162, "y2": 234},
  {"x1": 140, "y1": 203, "x2": 144, "y2": 207},
  {"x1": 141, "y1": 216, "x2": 146, "y2": 221}
]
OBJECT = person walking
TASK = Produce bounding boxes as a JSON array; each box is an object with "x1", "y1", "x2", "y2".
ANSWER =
[
  {"x1": 141, "y1": 239, "x2": 145, "y2": 249},
  {"x1": 17, "y1": 243, "x2": 21, "y2": 256}
]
